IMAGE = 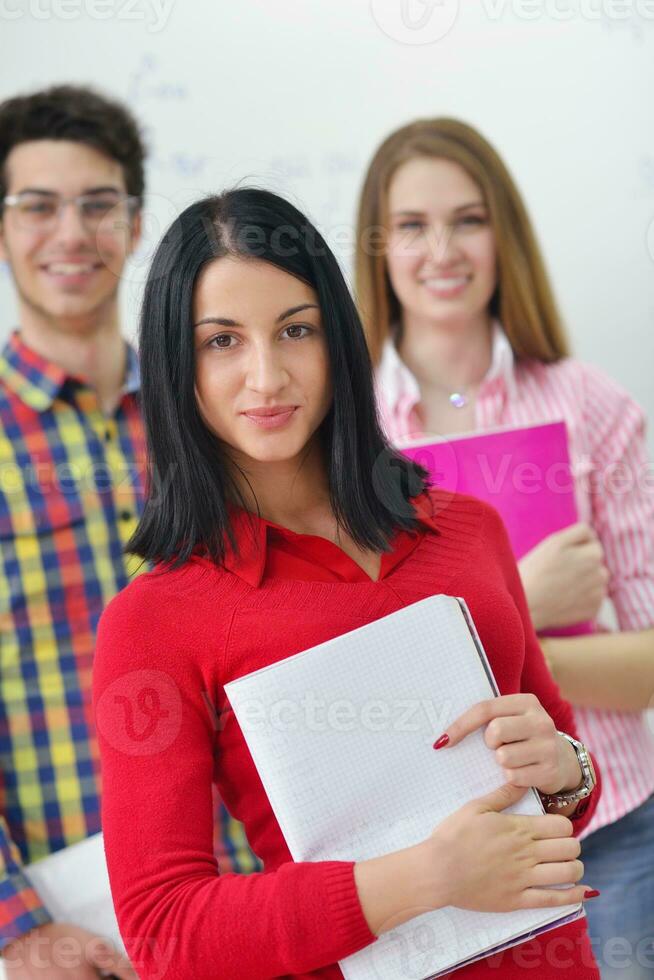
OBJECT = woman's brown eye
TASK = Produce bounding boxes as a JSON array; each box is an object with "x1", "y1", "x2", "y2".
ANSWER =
[{"x1": 285, "y1": 325, "x2": 310, "y2": 339}]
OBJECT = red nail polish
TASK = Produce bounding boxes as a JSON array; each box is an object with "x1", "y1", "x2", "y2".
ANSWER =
[
  {"x1": 433, "y1": 733, "x2": 450, "y2": 750},
  {"x1": 584, "y1": 889, "x2": 600, "y2": 899}
]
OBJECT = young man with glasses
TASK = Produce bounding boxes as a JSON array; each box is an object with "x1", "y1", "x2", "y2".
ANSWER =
[{"x1": 0, "y1": 85, "x2": 258, "y2": 980}]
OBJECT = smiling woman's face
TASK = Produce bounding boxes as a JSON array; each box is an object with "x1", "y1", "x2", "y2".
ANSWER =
[
  {"x1": 385, "y1": 156, "x2": 497, "y2": 328},
  {"x1": 193, "y1": 256, "x2": 333, "y2": 467}
]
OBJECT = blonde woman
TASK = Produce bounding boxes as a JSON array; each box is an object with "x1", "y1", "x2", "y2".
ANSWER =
[{"x1": 356, "y1": 118, "x2": 654, "y2": 980}]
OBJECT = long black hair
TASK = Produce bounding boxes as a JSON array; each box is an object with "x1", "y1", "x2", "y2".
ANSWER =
[{"x1": 128, "y1": 188, "x2": 430, "y2": 568}]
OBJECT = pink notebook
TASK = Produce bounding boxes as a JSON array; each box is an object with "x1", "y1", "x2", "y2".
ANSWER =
[{"x1": 400, "y1": 421, "x2": 593, "y2": 636}]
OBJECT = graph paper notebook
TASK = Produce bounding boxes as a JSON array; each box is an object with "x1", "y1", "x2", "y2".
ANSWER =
[
  {"x1": 225, "y1": 595, "x2": 582, "y2": 980},
  {"x1": 24, "y1": 833, "x2": 124, "y2": 951},
  {"x1": 398, "y1": 422, "x2": 593, "y2": 637}
]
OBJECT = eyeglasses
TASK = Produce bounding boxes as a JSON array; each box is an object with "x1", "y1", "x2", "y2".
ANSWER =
[{"x1": 2, "y1": 191, "x2": 140, "y2": 233}]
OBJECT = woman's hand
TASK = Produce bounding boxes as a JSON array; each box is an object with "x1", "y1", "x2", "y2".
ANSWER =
[
  {"x1": 425, "y1": 783, "x2": 593, "y2": 913},
  {"x1": 355, "y1": 696, "x2": 594, "y2": 935},
  {"x1": 518, "y1": 523, "x2": 608, "y2": 631},
  {"x1": 355, "y1": 783, "x2": 597, "y2": 934},
  {"x1": 433, "y1": 693, "x2": 582, "y2": 795}
]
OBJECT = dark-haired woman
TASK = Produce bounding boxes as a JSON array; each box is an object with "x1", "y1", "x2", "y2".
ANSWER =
[{"x1": 93, "y1": 189, "x2": 602, "y2": 980}]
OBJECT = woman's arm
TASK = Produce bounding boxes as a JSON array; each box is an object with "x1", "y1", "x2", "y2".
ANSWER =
[
  {"x1": 524, "y1": 368, "x2": 654, "y2": 712},
  {"x1": 92, "y1": 579, "x2": 376, "y2": 980},
  {"x1": 585, "y1": 367, "x2": 654, "y2": 636},
  {"x1": 553, "y1": 366, "x2": 654, "y2": 709},
  {"x1": 482, "y1": 506, "x2": 602, "y2": 831},
  {"x1": 539, "y1": 370, "x2": 654, "y2": 711},
  {"x1": 541, "y1": 629, "x2": 654, "y2": 712}
]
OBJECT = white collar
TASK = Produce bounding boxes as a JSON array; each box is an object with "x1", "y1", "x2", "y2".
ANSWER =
[{"x1": 377, "y1": 320, "x2": 516, "y2": 413}]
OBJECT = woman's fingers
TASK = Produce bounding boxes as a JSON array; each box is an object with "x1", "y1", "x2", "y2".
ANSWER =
[
  {"x1": 471, "y1": 782, "x2": 531, "y2": 814},
  {"x1": 557, "y1": 522, "x2": 597, "y2": 547},
  {"x1": 518, "y1": 884, "x2": 598, "y2": 910},
  {"x1": 502, "y1": 761, "x2": 559, "y2": 787},
  {"x1": 484, "y1": 714, "x2": 533, "y2": 749},
  {"x1": 533, "y1": 835, "x2": 581, "y2": 863},
  {"x1": 436, "y1": 694, "x2": 540, "y2": 748},
  {"x1": 530, "y1": 859, "x2": 584, "y2": 887},
  {"x1": 495, "y1": 737, "x2": 551, "y2": 769},
  {"x1": 520, "y1": 812, "x2": 573, "y2": 839}
]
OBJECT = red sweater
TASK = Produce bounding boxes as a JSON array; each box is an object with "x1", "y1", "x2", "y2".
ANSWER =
[{"x1": 93, "y1": 490, "x2": 601, "y2": 980}]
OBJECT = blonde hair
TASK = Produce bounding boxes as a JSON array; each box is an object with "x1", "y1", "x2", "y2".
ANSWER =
[{"x1": 355, "y1": 117, "x2": 570, "y2": 366}]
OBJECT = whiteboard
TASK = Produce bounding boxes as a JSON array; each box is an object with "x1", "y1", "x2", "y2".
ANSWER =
[{"x1": 1, "y1": 0, "x2": 653, "y2": 462}]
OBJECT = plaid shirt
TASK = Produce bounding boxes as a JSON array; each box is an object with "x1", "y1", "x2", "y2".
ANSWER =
[{"x1": 0, "y1": 330, "x2": 260, "y2": 948}]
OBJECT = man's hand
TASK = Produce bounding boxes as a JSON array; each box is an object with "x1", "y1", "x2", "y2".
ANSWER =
[
  {"x1": 518, "y1": 523, "x2": 608, "y2": 631},
  {"x1": 3, "y1": 922, "x2": 137, "y2": 979}
]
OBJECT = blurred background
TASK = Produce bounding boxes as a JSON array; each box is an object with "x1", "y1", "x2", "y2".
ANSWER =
[{"x1": 1, "y1": 0, "x2": 653, "y2": 454}]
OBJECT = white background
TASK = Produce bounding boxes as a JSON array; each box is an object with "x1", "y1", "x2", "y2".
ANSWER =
[{"x1": 1, "y1": 0, "x2": 653, "y2": 461}]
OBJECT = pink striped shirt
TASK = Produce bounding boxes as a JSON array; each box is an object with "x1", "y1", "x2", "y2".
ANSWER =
[{"x1": 375, "y1": 323, "x2": 654, "y2": 837}]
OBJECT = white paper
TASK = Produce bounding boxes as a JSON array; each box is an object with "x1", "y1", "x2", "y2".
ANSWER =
[
  {"x1": 225, "y1": 594, "x2": 581, "y2": 980},
  {"x1": 0, "y1": 832, "x2": 124, "y2": 978}
]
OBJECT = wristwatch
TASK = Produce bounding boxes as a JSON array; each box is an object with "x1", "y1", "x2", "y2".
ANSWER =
[{"x1": 540, "y1": 731, "x2": 597, "y2": 809}]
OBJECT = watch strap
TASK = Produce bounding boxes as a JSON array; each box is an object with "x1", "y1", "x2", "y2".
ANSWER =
[{"x1": 540, "y1": 731, "x2": 596, "y2": 809}]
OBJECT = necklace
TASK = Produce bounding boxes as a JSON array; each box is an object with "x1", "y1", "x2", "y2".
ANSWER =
[{"x1": 448, "y1": 390, "x2": 469, "y2": 409}]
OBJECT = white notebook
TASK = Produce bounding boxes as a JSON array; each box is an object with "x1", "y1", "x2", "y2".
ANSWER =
[
  {"x1": 24, "y1": 832, "x2": 124, "y2": 952},
  {"x1": 225, "y1": 594, "x2": 582, "y2": 979},
  {"x1": 0, "y1": 831, "x2": 125, "y2": 980}
]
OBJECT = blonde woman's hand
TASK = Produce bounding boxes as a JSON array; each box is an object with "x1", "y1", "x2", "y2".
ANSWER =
[{"x1": 518, "y1": 523, "x2": 608, "y2": 631}]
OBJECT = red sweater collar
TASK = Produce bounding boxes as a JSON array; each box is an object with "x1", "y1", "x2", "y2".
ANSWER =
[{"x1": 219, "y1": 491, "x2": 440, "y2": 588}]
